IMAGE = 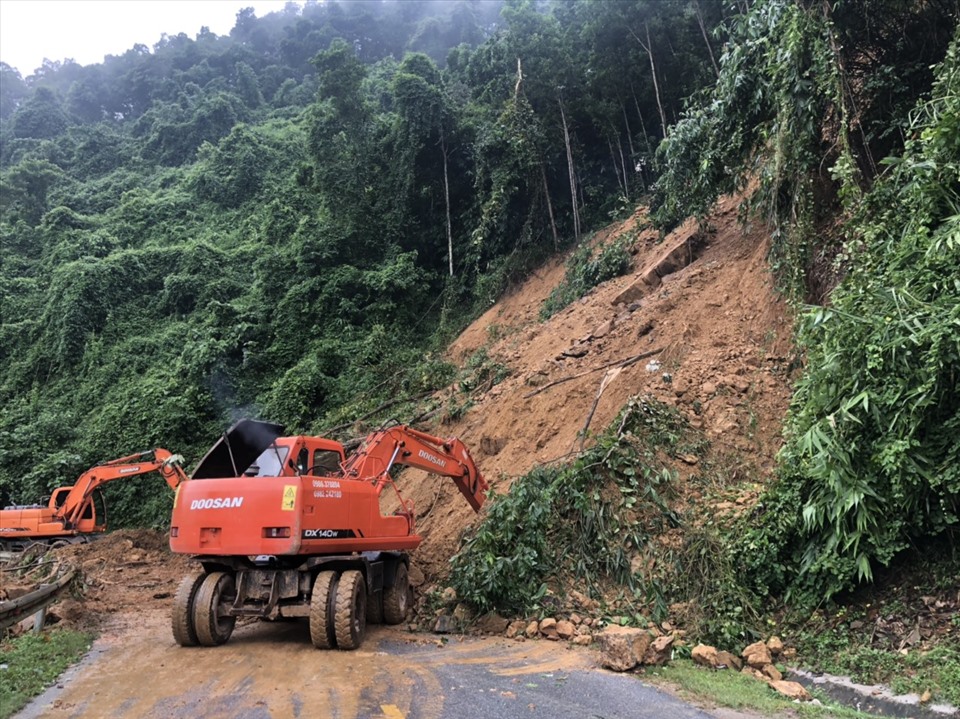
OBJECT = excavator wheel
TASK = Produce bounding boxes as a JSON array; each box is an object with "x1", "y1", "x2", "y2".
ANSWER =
[
  {"x1": 192, "y1": 572, "x2": 237, "y2": 647},
  {"x1": 382, "y1": 562, "x2": 409, "y2": 625},
  {"x1": 172, "y1": 572, "x2": 205, "y2": 647},
  {"x1": 309, "y1": 570, "x2": 338, "y2": 649},
  {"x1": 334, "y1": 569, "x2": 367, "y2": 650},
  {"x1": 366, "y1": 590, "x2": 384, "y2": 625}
]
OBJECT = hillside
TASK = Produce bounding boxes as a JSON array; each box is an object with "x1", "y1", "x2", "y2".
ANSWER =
[{"x1": 401, "y1": 194, "x2": 795, "y2": 582}]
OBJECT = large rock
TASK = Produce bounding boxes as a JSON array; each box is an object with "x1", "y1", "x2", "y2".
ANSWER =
[
  {"x1": 476, "y1": 612, "x2": 510, "y2": 635},
  {"x1": 642, "y1": 634, "x2": 675, "y2": 666},
  {"x1": 766, "y1": 635, "x2": 784, "y2": 656},
  {"x1": 596, "y1": 626, "x2": 652, "y2": 672},
  {"x1": 612, "y1": 234, "x2": 699, "y2": 306},
  {"x1": 762, "y1": 664, "x2": 783, "y2": 682},
  {"x1": 770, "y1": 680, "x2": 812, "y2": 701},
  {"x1": 539, "y1": 617, "x2": 558, "y2": 640},
  {"x1": 715, "y1": 650, "x2": 743, "y2": 670},
  {"x1": 691, "y1": 644, "x2": 719, "y2": 668},
  {"x1": 742, "y1": 640, "x2": 773, "y2": 668},
  {"x1": 505, "y1": 620, "x2": 527, "y2": 639},
  {"x1": 556, "y1": 620, "x2": 576, "y2": 640}
]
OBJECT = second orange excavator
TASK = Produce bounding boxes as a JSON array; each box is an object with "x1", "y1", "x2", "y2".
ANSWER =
[
  {"x1": 169, "y1": 419, "x2": 487, "y2": 650},
  {"x1": 0, "y1": 449, "x2": 188, "y2": 551}
]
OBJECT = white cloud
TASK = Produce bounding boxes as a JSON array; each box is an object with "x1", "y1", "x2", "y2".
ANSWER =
[{"x1": 0, "y1": 0, "x2": 294, "y2": 76}]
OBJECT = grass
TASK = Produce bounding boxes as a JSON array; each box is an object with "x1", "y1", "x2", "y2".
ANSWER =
[
  {"x1": 795, "y1": 633, "x2": 960, "y2": 707},
  {"x1": 0, "y1": 629, "x2": 93, "y2": 719},
  {"x1": 646, "y1": 659, "x2": 876, "y2": 718}
]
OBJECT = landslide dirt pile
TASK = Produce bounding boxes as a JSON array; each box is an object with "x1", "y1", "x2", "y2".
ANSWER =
[
  {"x1": 2, "y1": 530, "x2": 195, "y2": 633},
  {"x1": 403, "y1": 194, "x2": 796, "y2": 581}
]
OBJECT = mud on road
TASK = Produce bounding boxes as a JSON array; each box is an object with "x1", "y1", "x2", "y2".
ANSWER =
[{"x1": 16, "y1": 611, "x2": 721, "y2": 719}]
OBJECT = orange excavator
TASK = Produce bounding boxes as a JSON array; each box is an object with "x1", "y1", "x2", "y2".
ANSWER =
[
  {"x1": 169, "y1": 419, "x2": 487, "y2": 650},
  {"x1": 0, "y1": 449, "x2": 188, "y2": 552}
]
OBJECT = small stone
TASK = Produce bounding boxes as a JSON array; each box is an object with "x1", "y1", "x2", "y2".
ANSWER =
[
  {"x1": 441, "y1": 587, "x2": 457, "y2": 603},
  {"x1": 920, "y1": 689, "x2": 932, "y2": 704},
  {"x1": 525, "y1": 620, "x2": 540, "y2": 639},
  {"x1": 572, "y1": 634, "x2": 593, "y2": 646},
  {"x1": 702, "y1": 382, "x2": 717, "y2": 395},
  {"x1": 766, "y1": 636, "x2": 784, "y2": 656},
  {"x1": 569, "y1": 613, "x2": 582, "y2": 625},
  {"x1": 741, "y1": 666, "x2": 768, "y2": 682},
  {"x1": 761, "y1": 664, "x2": 783, "y2": 682}
]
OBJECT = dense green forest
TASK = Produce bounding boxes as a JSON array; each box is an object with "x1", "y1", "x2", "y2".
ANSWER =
[{"x1": 1, "y1": 0, "x2": 958, "y2": 603}]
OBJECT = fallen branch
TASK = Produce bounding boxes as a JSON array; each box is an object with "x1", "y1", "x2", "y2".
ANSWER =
[
  {"x1": 322, "y1": 390, "x2": 434, "y2": 436},
  {"x1": 524, "y1": 347, "x2": 662, "y2": 398},
  {"x1": 577, "y1": 367, "x2": 623, "y2": 452}
]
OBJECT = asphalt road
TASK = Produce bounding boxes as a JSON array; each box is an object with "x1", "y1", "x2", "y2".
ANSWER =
[{"x1": 16, "y1": 614, "x2": 721, "y2": 719}]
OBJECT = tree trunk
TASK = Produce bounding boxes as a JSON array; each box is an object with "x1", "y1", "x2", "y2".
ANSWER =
[
  {"x1": 617, "y1": 134, "x2": 629, "y2": 200},
  {"x1": 609, "y1": 138, "x2": 625, "y2": 196},
  {"x1": 558, "y1": 93, "x2": 580, "y2": 241},
  {"x1": 694, "y1": 0, "x2": 720, "y2": 77},
  {"x1": 632, "y1": 24, "x2": 668, "y2": 138},
  {"x1": 541, "y1": 163, "x2": 558, "y2": 249},
  {"x1": 441, "y1": 127, "x2": 453, "y2": 276},
  {"x1": 620, "y1": 100, "x2": 636, "y2": 161}
]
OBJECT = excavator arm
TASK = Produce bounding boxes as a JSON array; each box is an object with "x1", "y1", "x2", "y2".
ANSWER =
[
  {"x1": 57, "y1": 448, "x2": 188, "y2": 529},
  {"x1": 341, "y1": 425, "x2": 488, "y2": 512}
]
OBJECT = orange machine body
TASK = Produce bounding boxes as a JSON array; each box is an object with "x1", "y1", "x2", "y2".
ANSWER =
[
  {"x1": 0, "y1": 449, "x2": 187, "y2": 550},
  {"x1": 169, "y1": 422, "x2": 487, "y2": 558}
]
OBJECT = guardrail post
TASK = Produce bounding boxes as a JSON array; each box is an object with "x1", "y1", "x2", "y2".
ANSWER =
[{"x1": 33, "y1": 606, "x2": 47, "y2": 633}]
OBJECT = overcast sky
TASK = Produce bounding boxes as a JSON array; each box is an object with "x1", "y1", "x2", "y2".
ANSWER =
[{"x1": 0, "y1": 0, "x2": 294, "y2": 76}]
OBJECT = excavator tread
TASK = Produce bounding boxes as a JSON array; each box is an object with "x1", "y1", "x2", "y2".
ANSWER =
[{"x1": 334, "y1": 569, "x2": 366, "y2": 650}]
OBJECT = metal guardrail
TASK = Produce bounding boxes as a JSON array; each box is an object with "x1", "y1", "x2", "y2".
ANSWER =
[{"x1": 0, "y1": 566, "x2": 76, "y2": 632}]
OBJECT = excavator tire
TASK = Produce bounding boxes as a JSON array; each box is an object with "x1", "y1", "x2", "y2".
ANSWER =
[
  {"x1": 382, "y1": 562, "x2": 409, "y2": 625},
  {"x1": 334, "y1": 569, "x2": 366, "y2": 650},
  {"x1": 366, "y1": 590, "x2": 384, "y2": 625},
  {"x1": 172, "y1": 572, "x2": 205, "y2": 647},
  {"x1": 192, "y1": 572, "x2": 236, "y2": 647},
  {"x1": 309, "y1": 570, "x2": 338, "y2": 649}
]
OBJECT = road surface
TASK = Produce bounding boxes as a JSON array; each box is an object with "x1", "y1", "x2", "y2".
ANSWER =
[{"x1": 17, "y1": 613, "x2": 726, "y2": 719}]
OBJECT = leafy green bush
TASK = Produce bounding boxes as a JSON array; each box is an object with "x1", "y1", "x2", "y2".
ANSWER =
[
  {"x1": 540, "y1": 236, "x2": 631, "y2": 319},
  {"x1": 740, "y1": 34, "x2": 960, "y2": 602},
  {"x1": 449, "y1": 396, "x2": 685, "y2": 615}
]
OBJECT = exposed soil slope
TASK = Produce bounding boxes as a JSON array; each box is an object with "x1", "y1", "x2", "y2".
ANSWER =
[{"x1": 399, "y1": 194, "x2": 796, "y2": 581}]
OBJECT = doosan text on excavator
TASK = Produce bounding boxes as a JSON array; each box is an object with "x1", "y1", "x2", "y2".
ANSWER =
[{"x1": 168, "y1": 419, "x2": 487, "y2": 651}]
